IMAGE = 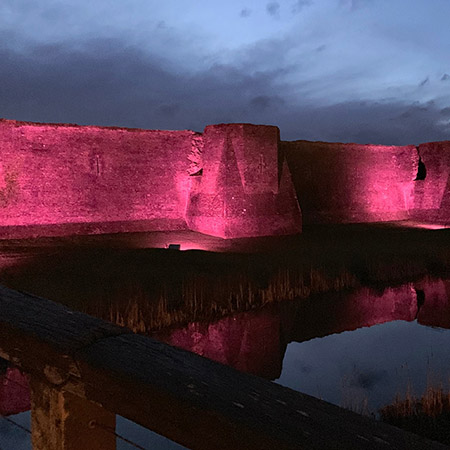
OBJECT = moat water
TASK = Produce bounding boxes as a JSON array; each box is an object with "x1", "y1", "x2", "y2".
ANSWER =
[
  {"x1": 1, "y1": 225, "x2": 450, "y2": 448},
  {"x1": 1, "y1": 277, "x2": 450, "y2": 449}
]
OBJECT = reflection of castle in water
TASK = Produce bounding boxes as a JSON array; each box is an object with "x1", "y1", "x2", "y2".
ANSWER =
[
  {"x1": 154, "y1": 277, "x2": 450, "y2": 380},
  {"x1": 1, "y1": 277, "x2": 449, "y2": 416},
  {"x1": 0, "y1": 364, "x2": 30, "y2": 416}
]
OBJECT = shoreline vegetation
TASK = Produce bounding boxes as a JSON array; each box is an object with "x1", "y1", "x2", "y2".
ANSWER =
[
  {"x1": 380, "y1": 383, "x2": 450, "y2": 445},
  {"x1": 342, "y1": 378, "x2": 450, "y2": 445},
  {"x1": 0, "y1": 224, "x2": 450, "y2": 445},
  {"x1": 0, "y1": 224, "x2": 449, "y2": 332}
]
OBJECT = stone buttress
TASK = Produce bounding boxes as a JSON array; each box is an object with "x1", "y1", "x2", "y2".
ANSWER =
[{"x1": 185, "y1": 123, "x2": 302, "y2": 238}]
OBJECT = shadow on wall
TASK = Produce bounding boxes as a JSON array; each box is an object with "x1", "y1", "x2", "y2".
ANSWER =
[
  {"x1": 0, "y1": 118, "x2": 449, "y2": 239},
  {"x1": 282, "y1": 139, "x2": 450, "y2": 226},
  {"x1": 282, "y1": 140, "x2": 421, "y2": 225},
  {"x1": 412, "y1": 141, "x2": 450, "y2": 224},
  {"x1": 185, "y1": 123, "x2": 302, "y2": 238}
]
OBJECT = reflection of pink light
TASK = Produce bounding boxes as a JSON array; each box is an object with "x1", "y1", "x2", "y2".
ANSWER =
[
  {"x1": 390, "y1": 221, "x2": 449, "y2": 230},
  {"x1": 415, "y1": 278, "x2": 450, "y2": 329},
  {"x1": 161, "y1": 241, "x2": 211, "y2": 251},
  {"x1": 131, "y1": 231, "x2": 220, "y2": 252},
  {"x1": 409, "y1": 223, "x2": 449, "y2": 230},
  {"x1": 155, "y1": 307, "x2": 283, "y2": 379},
  {"x1": 0, "y1": 368, "x2": 30, "y2": 416},
  {"x1": 172, "y1": 242, "x2": 208, "y2": 251}
]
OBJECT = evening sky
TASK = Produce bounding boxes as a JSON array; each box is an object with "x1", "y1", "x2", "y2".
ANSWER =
[{"x1": 1, "y1": 0, "x2": 449, "y2": 143}]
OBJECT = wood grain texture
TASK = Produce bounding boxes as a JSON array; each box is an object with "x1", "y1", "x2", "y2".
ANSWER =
[{"x1": 0, "y1": 285, "x2": 447, "y2": 449}]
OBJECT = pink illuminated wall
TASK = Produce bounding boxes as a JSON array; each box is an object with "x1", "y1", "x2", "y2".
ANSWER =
[
  {"x1": 0, "y1": 119, "x2": 196, "y2": 236},
  {"x1": 412, "y1": 141, "x2": 450, "y2": 224},
  {"x1": 0, "y1": 367, "x2": 30, "y2": 416},
  {"x1": 155, "y1": 306, "x2": 283, "y2": 379},
  {"x1": 281, "y1": 140, "x2": 419, "y2": 225},
  {"x1": 0, "y1": 120, "x2": 301, "y2": 239},
  {"x1": 280, "y1": 284, "x2": 419, "y2": 344},
  {"x1": 414, "y1": 277, "x2": 450, "y2": 329},
  {"x1": 283, "y1": 278, "x2": 450, "y2": 344},
  {"x1": 0, "y1": 117, "x2": 449, "y2": 239},
  {"x1": 186, "y1": 124, "x2": 302, "y2": 238}
]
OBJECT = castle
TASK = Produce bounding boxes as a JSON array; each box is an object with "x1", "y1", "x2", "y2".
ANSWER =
[{"x1": 0, "y1": 119, "x2": 448, "y2": 239}]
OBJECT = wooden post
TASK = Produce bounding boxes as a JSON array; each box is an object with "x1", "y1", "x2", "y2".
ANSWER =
[
  {"x1": 30, "y1": 378, "x2": 116, "y2": 450},
  {"x1": 1, "y1": 285, "x2": 447, "y2": 450}
]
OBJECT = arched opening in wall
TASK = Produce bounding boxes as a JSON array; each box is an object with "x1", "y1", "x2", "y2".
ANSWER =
[{"x1": 415, "y1": 157, "x2": 426, "y2": 180}]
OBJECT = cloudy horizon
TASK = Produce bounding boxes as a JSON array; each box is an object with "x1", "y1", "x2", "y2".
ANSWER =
[{"x1": 1, "y1": 0, "x2": 449, "y2": 144}]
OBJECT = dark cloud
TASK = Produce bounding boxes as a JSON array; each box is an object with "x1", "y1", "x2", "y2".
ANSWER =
[
  {"x1": 249, "y1": 95, "x2": 284, "y2": 110},
  {"x1": 419, "y1": 76, "x2": 429, "y2": 87},
  {"x1": 300, "y1": 364, "x2": 312, "y2": 374},
  {"x1": 240, "y1": 8, "x2": 251, "y2": 18},
  {"x1": 232, "y1": 36, "x2": 296, "y2": 73},
  {"x1": 440, "y1": 107, "x2": 450, "y2": 116},
  {"x1": 400, "y1": 101, "x2": 432, "y2": 118},
  {"x1": 315, "y1": 44, "x2": 326, "y2": 52},
  {"x1": 347, "y1": 369, "x2": 388, "y2": 390},
  {"x1": 278, "y1": 100, "x2": 450, "y2": 144},
  {"x1": 292, "y1": 0, "x2": 313, "y2": 14},
  {"x1": 441, "y1": 73, "x2": 450, "y2": 81},
  {"x1": 158, "y1": 104, "x2": 180, "y2": 117},
  {"x1": 266, "y1": 2, "x2": 280, "y2": 17},
  {"x1": 0, "y1": 34, "x2": 290, "y2": 131},
  {"x1": 1, "y1": 34, "x2": 449, "y2": 145},
  {"x1": 355, "y1": 370, "x2": 387, "y2": 390}
]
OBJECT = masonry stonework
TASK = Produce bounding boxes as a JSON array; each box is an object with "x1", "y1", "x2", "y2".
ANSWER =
[
  {"x1": 281, "y1": 140, "x2": 419, "y2": 225},
  {"x1": 0, "y1": 118, "x2": 449, "y2": 240},
  {"x1": 412, "y1": 141, "x2": 450, "y2": 223},
  {"x1": 185, "y1": 124, "x2": 302, "y2": 238},
  {"x1": 0, "y1": 119, "x2": 195, "y2": 236}
]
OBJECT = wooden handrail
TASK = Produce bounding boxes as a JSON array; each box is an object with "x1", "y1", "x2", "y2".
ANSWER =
[{"x1": 0, "y1": 285, "x2": 446, "y2": 449}]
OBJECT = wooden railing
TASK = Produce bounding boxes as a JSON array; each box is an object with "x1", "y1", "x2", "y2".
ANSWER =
[{"x1": 0, "y1": 285, "x2": 446, "y2": 449}]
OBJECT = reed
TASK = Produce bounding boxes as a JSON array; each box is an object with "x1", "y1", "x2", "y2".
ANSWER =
[
  {"x1": 379, "y1": 380, "x2": 450, "y2": 445},
  {"x1": 103, "y1": 265, "x2": 359, "y2": 332},
  {"x1": 1, "y1": 225, "x2": 449, "y2": 332}
]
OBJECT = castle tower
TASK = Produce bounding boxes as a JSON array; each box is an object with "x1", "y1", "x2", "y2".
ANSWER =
[{"x1": 185, "y1": 123, "x2": 302, "y2": 238}]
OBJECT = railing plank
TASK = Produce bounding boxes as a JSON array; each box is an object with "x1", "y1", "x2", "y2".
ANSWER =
[{"x1": 0, "y1": 285, "x2": 446, "y2": 450}]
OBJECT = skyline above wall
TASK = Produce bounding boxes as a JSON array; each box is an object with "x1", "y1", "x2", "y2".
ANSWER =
[
  {"x1": 1, "y1": 1, "x2": 449, "y2": 146},
  {"x1": 1, "y1": 117, "x2": 449, "y2": 147}
]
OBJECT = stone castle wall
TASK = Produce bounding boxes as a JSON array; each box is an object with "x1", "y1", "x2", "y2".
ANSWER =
[
  {"x1": 281, "y1": 140, "x2": 420, "y2": 225},
  {"x1": 282, "y1": 139, "x2": 450, "y2": 226},
  {"x1": 0, "y1": 118, "x2": 448, "y2": 240},
  {"x1": 412, "y1": 141, "x2": 450, "y2": 223},
  {"x1": 0, "y1": 119, "x2": 195, "y2": 236},
  {"x1": 186, "y1": 124, "x2": 302, "y2": 238}
]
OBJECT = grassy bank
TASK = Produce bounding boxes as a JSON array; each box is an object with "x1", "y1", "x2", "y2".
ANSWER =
[{"x1": 0, "y1": 223, "x2": 449, "y2": 331}]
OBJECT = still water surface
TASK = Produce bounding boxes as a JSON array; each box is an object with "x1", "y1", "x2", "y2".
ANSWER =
[{"x1": 1, "y1": 278, "x2": 450, "y2": 449}]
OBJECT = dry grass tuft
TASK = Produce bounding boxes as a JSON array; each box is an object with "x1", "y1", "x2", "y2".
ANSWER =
[{"x1": 380, "y1": 380, "x2": 450, "y2": 445}]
